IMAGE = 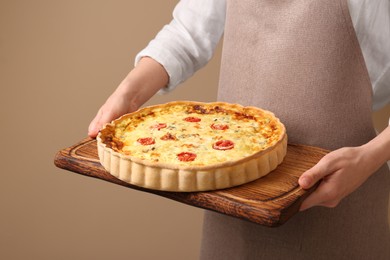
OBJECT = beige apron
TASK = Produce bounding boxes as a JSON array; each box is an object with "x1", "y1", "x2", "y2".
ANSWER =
[{"x1": 200, "y1": 0, "x2": 390, "y2": 259}]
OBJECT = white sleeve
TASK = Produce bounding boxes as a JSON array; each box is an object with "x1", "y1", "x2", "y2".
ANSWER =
[
  {"x1": 348, "y1": 0, "x2": 390, "y2": 111},
  {"x1": 135, "y1": 0, "x2": 226, "y2": 93}
]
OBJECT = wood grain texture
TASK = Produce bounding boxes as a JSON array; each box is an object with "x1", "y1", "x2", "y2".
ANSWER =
[{"x1": 54, "y1": 138, "x2": 328, "y2": 227}]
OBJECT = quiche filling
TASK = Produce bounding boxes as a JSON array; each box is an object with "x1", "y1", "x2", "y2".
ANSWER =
[{"x1": 100, "y1": 102, "x2": 284, "y2": 166}]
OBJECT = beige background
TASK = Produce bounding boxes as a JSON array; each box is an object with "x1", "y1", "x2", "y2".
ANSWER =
[{"x1": 0, "y1": 1, "x2": 389, "y2": 259}]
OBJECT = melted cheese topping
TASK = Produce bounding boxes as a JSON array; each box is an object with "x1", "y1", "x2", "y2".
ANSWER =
[{"x1": 104, "y1": 103, "x2": 284, "y2": 166}]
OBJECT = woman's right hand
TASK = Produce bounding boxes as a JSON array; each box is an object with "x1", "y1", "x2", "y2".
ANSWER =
[
  {"x1": 88, "y1": 89, "x2": 139, "y2": 138},
  {"x1": 87, "y1": 57, "x2": 169, "y2": 138}
]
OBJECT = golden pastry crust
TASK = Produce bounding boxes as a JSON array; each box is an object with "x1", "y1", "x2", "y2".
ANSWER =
[{"x1": 97, "y1": 101, "x2": 287, "y2": 191}]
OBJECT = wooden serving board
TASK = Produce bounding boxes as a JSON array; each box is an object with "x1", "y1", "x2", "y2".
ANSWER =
[{"x1": 54, "y1": 138, "x2": 328, "y2": 227}]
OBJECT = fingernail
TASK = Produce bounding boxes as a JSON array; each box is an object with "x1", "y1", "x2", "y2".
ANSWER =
[
  {"x1": 88, "y1": 125, "x2": 97, "y2": 137},
  {"x1": 299, "y1": 177, "x2": 309, "y2": 188}
]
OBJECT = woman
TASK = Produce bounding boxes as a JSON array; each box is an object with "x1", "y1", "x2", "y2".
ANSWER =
[{"x1": 89, "y1": 0, "x2": 390, "y2": 258}]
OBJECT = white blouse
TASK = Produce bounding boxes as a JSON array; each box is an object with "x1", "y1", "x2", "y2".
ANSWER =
[{"x1": 135, "y1": 0, "x2": 390, "y2": 111}]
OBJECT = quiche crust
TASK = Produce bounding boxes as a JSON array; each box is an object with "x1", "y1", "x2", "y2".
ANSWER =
[{"x1": 97, "y1": 101, "x2": 287, "y2": 192}]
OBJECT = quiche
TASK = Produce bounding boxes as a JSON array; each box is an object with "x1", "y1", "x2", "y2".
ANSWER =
[{"x1": 97, "y1": 101, "x2": 287, "y2": 192}]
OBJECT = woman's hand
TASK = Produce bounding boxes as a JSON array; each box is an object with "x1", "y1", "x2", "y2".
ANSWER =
[
  {"x1": 298, "y1": 126, "x2": 390, "y2": 211},
  {"x1": 88, "y1": 89, "x2": 139, "y2": 138},
  {"x1": 88, "y1": 57, "x2": 169, "y2": 138},
  {"x1": 298, "y1": 146, "x2": 373, "y2": 210}
]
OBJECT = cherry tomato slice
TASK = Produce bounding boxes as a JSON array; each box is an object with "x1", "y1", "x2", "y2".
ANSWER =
[
  {"x1": 183, "y1": 116, "x2": 201, "y2": 122},
  {"x1": 212, "y1": 140, "x2": 234, "y2": 150},
  {"x1": 150, "y1": 123, "x2": 167, "y2": 130},
  {"x1": 210, "y1": 123, "x2": 229, "y2": 130},
  {"x1": 177, "y1": 152, "x2": 197, "y2": 162},
  {"x1": 137, "y1": 137, "x2": 155, "y2": 145}
]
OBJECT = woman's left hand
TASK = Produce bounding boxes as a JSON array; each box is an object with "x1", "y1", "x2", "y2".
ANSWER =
[
  {"x1": 298, "y1": 145, "x2": 381, "y2": 211},
  {"x1": 299, "y1": 126, "x2": 390, "y2": 211},
  {"x1": 299, "y1": 147, "x2": 371, "y2": 211}
]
